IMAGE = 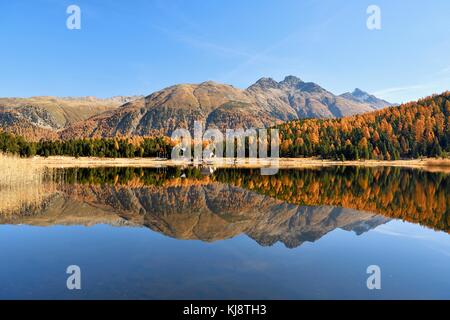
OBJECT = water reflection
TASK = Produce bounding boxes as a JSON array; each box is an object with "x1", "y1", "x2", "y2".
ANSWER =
[{"x1": 1, "y1": 166, "x2": 448, "y2": 248}]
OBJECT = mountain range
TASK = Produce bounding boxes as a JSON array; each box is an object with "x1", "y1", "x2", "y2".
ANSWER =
[{"x1": 0, "y1": 76, "x2": 392, "y2": 141}]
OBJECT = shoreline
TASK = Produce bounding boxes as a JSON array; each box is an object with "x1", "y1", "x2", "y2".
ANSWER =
[{"x1": 8, "y1": 155, "x2": 450, "y2": 172}]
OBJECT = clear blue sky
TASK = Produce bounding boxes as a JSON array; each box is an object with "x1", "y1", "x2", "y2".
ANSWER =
[{"x1": 0, "y1": 0, "x2": 449, "y2": 103}]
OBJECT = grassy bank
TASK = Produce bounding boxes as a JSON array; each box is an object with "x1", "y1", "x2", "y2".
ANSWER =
[{"x1": 1, "y1": 155, "x2": 448, "y2": 172}]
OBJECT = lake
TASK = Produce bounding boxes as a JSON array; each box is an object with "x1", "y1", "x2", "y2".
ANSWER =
[{"x1": 0, "y1": 166, "x2": 449, "y2": 299}]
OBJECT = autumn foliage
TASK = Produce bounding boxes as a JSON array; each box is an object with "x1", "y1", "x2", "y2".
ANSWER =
[{"x1": 277, "y1": 92, "x2": 450, "y2": 160}]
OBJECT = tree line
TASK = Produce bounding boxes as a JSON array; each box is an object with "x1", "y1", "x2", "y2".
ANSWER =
[{"x1": 0, "y1": 133, "x2": 172, "y2": 158}]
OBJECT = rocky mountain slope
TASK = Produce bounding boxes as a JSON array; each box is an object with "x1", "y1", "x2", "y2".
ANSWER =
[
  {"x1": 61, "y1": 76, "x2": 391, "y2": 139},
  {"x1": 0, "y1": 96, "x2": 141, "y2": 140}
]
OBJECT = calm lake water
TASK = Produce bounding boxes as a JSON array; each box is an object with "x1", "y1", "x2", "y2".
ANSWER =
[{"x1": 0, "y1": 166, "x2": 449, "y2": 299}]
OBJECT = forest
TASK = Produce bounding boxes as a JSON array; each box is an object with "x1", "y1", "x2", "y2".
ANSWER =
[{"x1": 277, "y1": 92, "x2": 450, "y2": 160}]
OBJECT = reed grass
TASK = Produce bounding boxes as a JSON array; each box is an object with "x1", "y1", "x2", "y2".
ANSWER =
[{"x1": 0, "y1": 153, "x2": 56, "y2": 216}]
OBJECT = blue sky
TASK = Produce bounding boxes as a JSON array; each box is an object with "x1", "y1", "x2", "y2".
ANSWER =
[{"x1": 0, "y1": 0, "x2": 449, "y2": 103}]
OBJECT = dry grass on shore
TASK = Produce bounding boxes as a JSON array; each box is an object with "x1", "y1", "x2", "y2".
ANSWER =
[
  {"x1": 0, "y1": 154, "x2": 44, "y2": 185},
  {"x1": 0, "y1": 154, "x2": 55, "y2": 216},
  {"x1": 1, "y1": 154, "x2": 448, "y2": 172}
]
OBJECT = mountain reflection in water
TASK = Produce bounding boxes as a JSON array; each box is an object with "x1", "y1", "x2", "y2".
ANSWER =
[{"x1": 1, "y1": 166, "x2": 448, "y2": 248}]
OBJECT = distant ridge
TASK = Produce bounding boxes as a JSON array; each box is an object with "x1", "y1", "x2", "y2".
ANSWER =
[
  {"x1": 0, "y1": 96, "x2": 142, "y2": 140},
  {"x1": 339, "y1": 88, "x2": 392, "y2": 110}
]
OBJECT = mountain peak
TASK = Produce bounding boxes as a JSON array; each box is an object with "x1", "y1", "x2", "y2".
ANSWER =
[
  {"x1": 297, "y1": 81, "x2": 326, "y2": 93},
  {"x1": 250, "y1": 77, "x2": 280, "y2": 90},
  {"x1": 280, "y1": 75, "x2": 303, "y2": 87},
  {"x1": 199, "y1": 80, "x2": 221, "y2": 86},
  {"x1": 339, "y1": 88, "x2": 392, "y2": 110},
  {"x1": 352, "y1": 88, "x2": 368, "y2": 97}
]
